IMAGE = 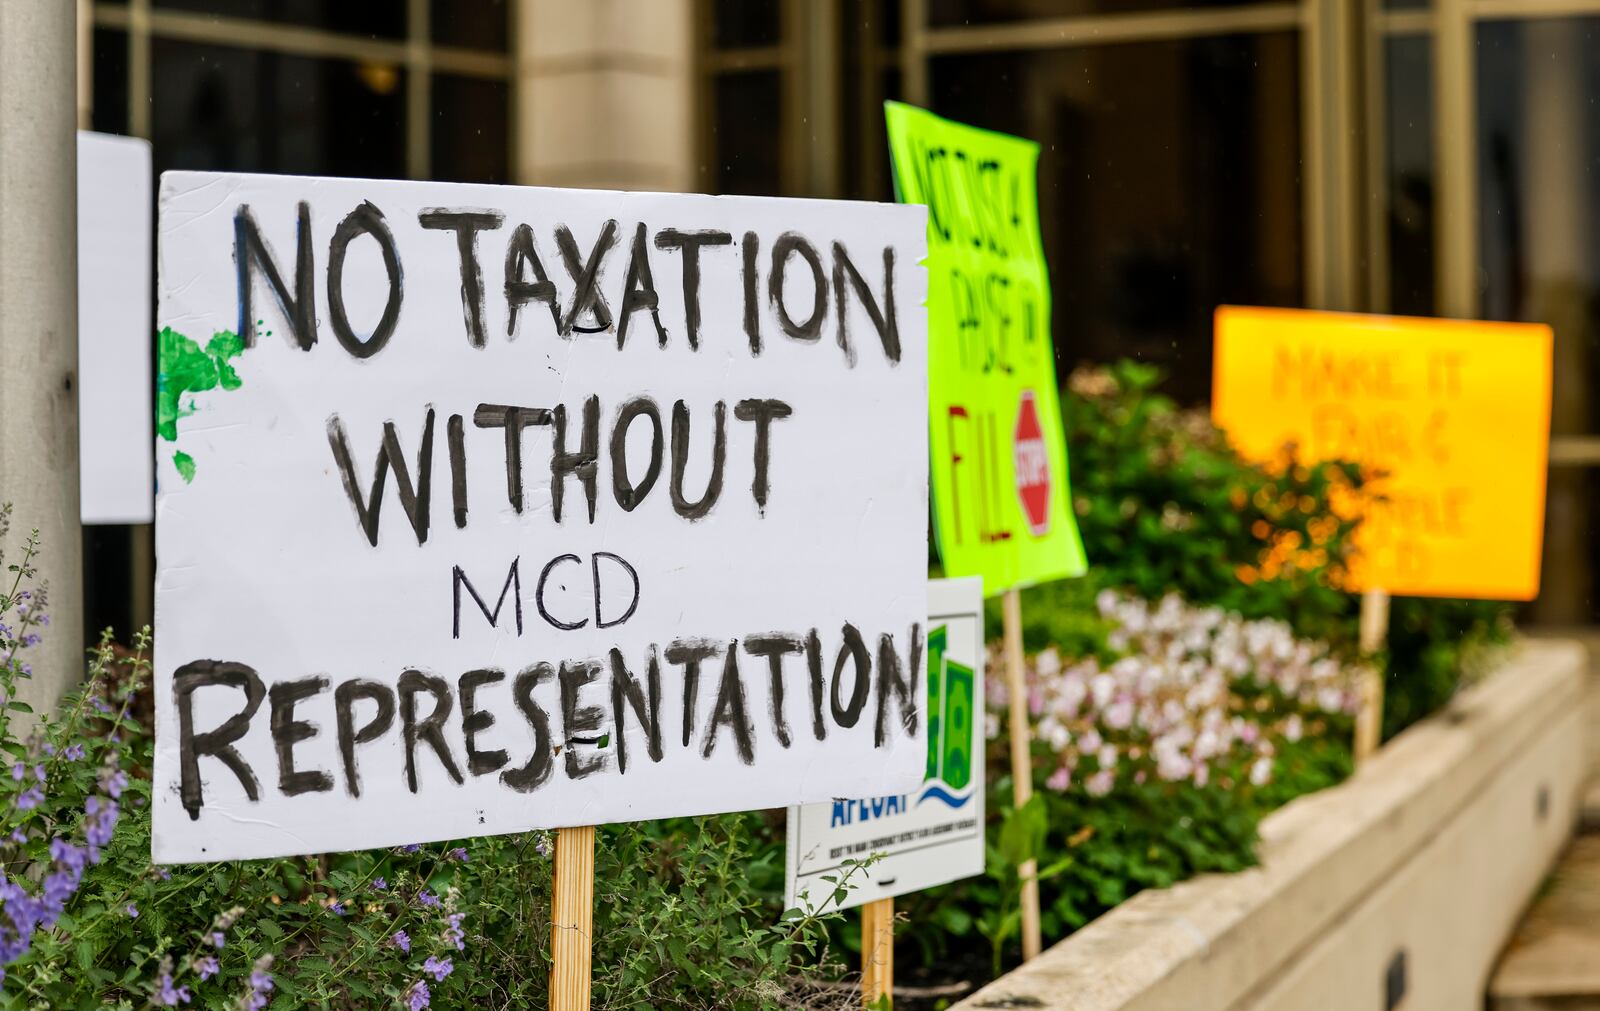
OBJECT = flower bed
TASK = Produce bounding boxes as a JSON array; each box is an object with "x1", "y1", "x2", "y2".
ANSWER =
[{"x1": 0, "y1": 363, "x2": 1521, "y2": 1009}]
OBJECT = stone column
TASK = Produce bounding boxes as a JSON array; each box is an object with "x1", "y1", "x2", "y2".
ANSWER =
[
  {"x1": 513, "y1": 0, "x2": 695, "y2": 192},
  {"x1": 0, "y1": 1, "x2": 85, "y2": 708},
  {"x1": 1523, "y1": 19, "x2": 1590, "y2": 625}
]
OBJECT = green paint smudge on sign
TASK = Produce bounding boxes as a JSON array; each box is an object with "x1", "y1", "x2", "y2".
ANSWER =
[{"x1": 157, "y1": 326, "x2": 246, "y2": 480}]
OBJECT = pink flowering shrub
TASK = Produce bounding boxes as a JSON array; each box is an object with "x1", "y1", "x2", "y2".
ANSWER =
[
  {"x1": 1007, "y1": 591, "x2": 1365, "y2": 799},
  {"x1": 896, "y1": 590, "x2": 1362, "y2": 975}
]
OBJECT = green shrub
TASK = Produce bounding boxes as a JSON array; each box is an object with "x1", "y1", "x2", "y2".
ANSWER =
[{"x1": 1051, "y1": 361, "x2": 1512, "y2": 739}]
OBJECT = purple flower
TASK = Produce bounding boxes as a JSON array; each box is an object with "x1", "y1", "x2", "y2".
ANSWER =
[
  {"x1": 416, "y1": 889, "x2": 440, "y2": 909},
  {"x1": 155, "y1": 971, "x2": 191, "y2": 1005},
  {"x1": 97, "y1": 767, "x2": 128, "y2": 799},
  {"x1": 32, "y1": 765, "x2": 43, "y2": 783},
  {"x1": 534, "y1": 833, "x2": 553, "y2": 859},
  {"x1": 126, "y1": 903, "x2": 139, "y2": 919},
  {"x1": 422, "y1": 955, "x2": 453, "y2": 982},
  {"x1": 194, "y1": 955, "x2": 219, "y2": 981},
  {"x1": 63, "y1": 744, "x2": 85, "y2": 762},
  {"x1": 404, "y1": 980, "x2": 431, "y2": 1010},
  {"x1": 401, "y1": 843, "x2": 421, "y2": 854},
  {"x1": 84, "y1": 795, "x2": 119, "y2": 860},
  {"x1": 371, "y1": 877, "x2": 387, "y2": 892},
  {"x1": 49, "y1": 838, "x2": 85, "y2": 875},
  {"x1": 209, "y1": 930, "x2": 224, "y2": 948},
  {"x1": 449, "y1": 847, "x2": 468, "y2": 863},
  {"x1": 9, "y1": 763, "x2": 21, "y2": 781},
  {"x1": 243, "y1": 957, "x2": 275, "y2": 1011},
  {"x1": 445, "y1": 911, "x2": 465, "y2": 951},
  {"x1": 327, "y1": 900, "x2": 347, "y2": 915},
  {"x1": 392, "y1": 930, "x2": 411, "y2": 953},
  {"x1": 16, "y1": 787, "x2": 43, "y2": 810}
]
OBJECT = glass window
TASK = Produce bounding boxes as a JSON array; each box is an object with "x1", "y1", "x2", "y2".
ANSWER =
[
  {"x1": 929, "y1": 0, "x2": 1283, "y2": 30},
  {"x1": 91, "y1": 29, "x2": 130, "y2": 136},
  {"x1": 930, "y1": 33, "x2": 1303, "y2": 404},
  {"x1": 1476, "y1": 16, "x2": 1600, "y2": 430},
  {"x1": 713, "y1": 0, "x2": 781, "y2": 48},
  {"x1": 433, "y1": 74, "x2": 510, "y2": 183},
  {"x1": 150, "y1": 39, "x2": 407, "y2": 179},
  {"x1": 710, "y1": 70, "x2": 783, "y2": 195},
  {"x1": 1476, "y1": 16, "x2": 1600, "y2": 623},
  {"x1": 1384, "y1": 34, "x2": 1433, "y2": 317},
  {"x1": 431, "y1": 0, "x2": 509, "y2": 51},
  {"x1": 153, "y1": 0, "x2": 406, "y2": 39}
]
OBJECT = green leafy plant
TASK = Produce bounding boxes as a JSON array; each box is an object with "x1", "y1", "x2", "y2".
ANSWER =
[{"x1": 973, "y1": 795, "x2": 1071, "y2": 978}]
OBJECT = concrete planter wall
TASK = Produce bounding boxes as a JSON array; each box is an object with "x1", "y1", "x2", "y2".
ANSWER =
[{"x1": 955, "y1": 640, "x2": 1588, "y2": 1011}]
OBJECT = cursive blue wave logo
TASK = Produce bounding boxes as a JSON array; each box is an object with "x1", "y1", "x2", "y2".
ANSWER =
[{"x1": 917, "y1": 783, "x2": 972, "y2": 809}]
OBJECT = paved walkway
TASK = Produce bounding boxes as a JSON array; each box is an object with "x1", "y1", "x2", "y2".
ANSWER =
[{"x1": 1488, "y1": 783, "x2": 1600, "y2": 1010}]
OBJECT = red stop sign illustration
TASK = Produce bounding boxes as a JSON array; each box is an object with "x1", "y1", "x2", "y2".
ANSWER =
[{"x1": 1013, "y1": 390, "x2": 1052, "y2": 536}]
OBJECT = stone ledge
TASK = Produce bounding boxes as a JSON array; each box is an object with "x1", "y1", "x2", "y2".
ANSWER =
[{"x1": 955, "y1": 640, "x2": 1588, "y2": 1011}]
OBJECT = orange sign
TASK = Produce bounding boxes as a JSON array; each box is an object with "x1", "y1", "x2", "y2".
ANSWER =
[{"x1": 1213, "y1": 306, "x2": 1553, "y2": 601}]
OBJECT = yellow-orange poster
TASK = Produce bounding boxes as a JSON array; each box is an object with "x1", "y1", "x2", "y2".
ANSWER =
[{"x1": 1212, "y1": 306, "x2": 1553, "y2": 601}]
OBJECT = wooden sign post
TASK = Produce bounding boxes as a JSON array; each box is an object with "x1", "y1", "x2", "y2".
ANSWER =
[
  {"x1": 861, "y1": 896, "x2": 894, "y2": 1007},
  {"x1": 550, "y1": 825, "x2": 596, "y2": 1011},
  {"x1": 1003, "y1": 588, "x2": 1042, "y2": 962},
  {"x1": 1353, "y1": 588, "x2": 1390, "y2": 763}
]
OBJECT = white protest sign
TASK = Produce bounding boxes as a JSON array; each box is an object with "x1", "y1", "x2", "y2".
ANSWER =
[
  {"x1": 153, "y1": 172, "x2": 928, "y2": 862},
  {"x1": 785, "y1": 577, "x2": 985, "y2": 913},
  {"x1": 78, "y1": 131, "x2": 154, "y2": 524}
]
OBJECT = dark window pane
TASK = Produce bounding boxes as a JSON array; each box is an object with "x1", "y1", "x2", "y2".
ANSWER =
[
  {"x1": 713, "y1": 0, "x2": 780, "y2": 48},
  {"x1": 153, "y1": 0, "x2": 405, "y2": 38},
  {"x1": 91, "y1": 28, "x2": 130, "y2": 136},
  {"x1": 151, "y1": 39, "x2": 407, "y2": 179},
  {"x1": 1384, "y1": 34, "x2": 1433, "y2": 316},
  {"x1": 432, "y1": 74, "x2": 509, "y2": 183},
  {"x1": 710, "y1": 70, "x2": 782, "y2": 195},
  {"x1": 1475, "y1": 16, "x2": 1600, "y2": 623},
  {"x1": 841, "y1": 7, "x2": 901, "y2": 202},
  {"x1": 1385, "y1": 0, "x2": 1428, "y2": 9},
  {"x1": 431, "y1": 0, "x2": 509, "y2": 51},
  {"x1": 930, "y1": 33, "x2": 1303, "y2": 404},
  {"x1": 929, "y1": 0, "x2": 1281, "y2": 29}
]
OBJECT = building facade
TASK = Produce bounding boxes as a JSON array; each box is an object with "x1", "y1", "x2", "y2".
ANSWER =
[{"x1": 85, "y1": 0, "x2": 1600, "y2": 623}]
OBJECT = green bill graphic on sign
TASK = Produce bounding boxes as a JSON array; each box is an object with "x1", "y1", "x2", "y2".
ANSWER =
[
  {"x1": 925, "y1": 624, "x2": 974, "y2": 793},
  {"x1": 885, "y1": 102, "x2": 1087, "y2": 593}
]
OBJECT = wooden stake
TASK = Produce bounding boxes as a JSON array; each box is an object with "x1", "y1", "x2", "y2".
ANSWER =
[
  {"x1": 550, "y1": 825, "x2": 596, "y2": 1011},
  {"x1": 1002, "y1": 588, "x2": 1042, "y2": 962},
  {"x1": 1353, "y1": 588, "x2": 1390, "y2": 763},
  {"x1": 860, "y1": 896, "x2": 894, "y2": 1007}
]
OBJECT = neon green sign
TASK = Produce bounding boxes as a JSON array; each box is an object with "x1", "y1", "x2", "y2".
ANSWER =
[{"x1": 885, "y1": 102, "x2": 1087, "y2": 592}]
